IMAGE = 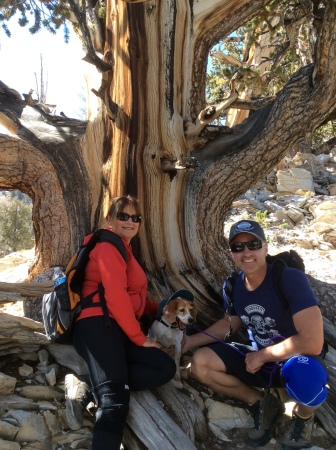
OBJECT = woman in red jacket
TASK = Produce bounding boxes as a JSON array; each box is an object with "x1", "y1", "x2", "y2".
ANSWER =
[{"x1": 72, "y1": 195, "x2": 176, "y2": 450}]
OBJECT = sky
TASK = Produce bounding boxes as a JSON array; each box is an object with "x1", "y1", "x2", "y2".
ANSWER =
[{"x1": 0, "y1": 17, "x2": 87, "y2": 119}]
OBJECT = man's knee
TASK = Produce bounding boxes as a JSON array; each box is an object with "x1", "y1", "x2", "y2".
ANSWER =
[{"x1": 191, "y1": 348, "x2": 212, "y2": 380}]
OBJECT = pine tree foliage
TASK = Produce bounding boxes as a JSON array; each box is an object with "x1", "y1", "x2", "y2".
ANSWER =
[
  {"x1": 0, "y1": 0, "x2": 70, "y2": 40},
  {"x1": 0, "y1": 196, "x2": 33, "y2": 254},
  {"x1": 206, "y1": 0, "x2": 335, "y2": 146}
]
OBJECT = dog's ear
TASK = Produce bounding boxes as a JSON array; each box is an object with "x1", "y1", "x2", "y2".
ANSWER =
[
  {"x1": 163, "y1": 300, "x2": 179, "y2": 323},
  {"x1": 163, "y1": 300, "x2": 178, "y2": 314},
  {"x1": 191, "y1": 302, "x2": 198, "y2": 322}
]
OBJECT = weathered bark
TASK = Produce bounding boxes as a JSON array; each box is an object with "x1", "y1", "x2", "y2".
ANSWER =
[
  {"x1": 125, "y1": 390, "x2": 199, "y2": 449},
  {"x1": 308, "y1": 276, "x2": 336, "y2": 327},
  {"x1": 316, "y1": 345, "x2": 336, "y2": 439},
  {"x1": 0, "y1": 281, "x2": 53, "y2": 296},
  {"x1": 154, "y1": 384, "x2": 208, "y2": 443},
  {"x1": 1, "y1": 1, "x2": 336, "y2": 326},
  {"x1": 0, "y1": 81, "x2": 92, "y2": 276}
]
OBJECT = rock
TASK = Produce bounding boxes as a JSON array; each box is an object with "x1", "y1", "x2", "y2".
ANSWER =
[
  {"x1": 36, "y1": 363, "x2": 60, "y2": 376},
  {"x1": 3, "y1": 409, "x2": 51, "y2": 443},
  {"x1": 18, "y1": 364, "x2": 33, "y2": 378},
  {"x1": 286, "y1": 207, "x2": 305, "y2": 224},
  {"x1": 37, "y1": 349, "x2": 49, "y2": 365},
  {"x1": 45, "y1": 367, "x2": 57, "y2": 386},
  {"x1": 206, "y1": 399, "x2": 253, "y2": 430},
  {"x1": 17, "y1": 352, "x2": 38, "y2": 362},
  {"x1": 0, "y1": 420, "x2": 19, "y2": 440},
  {"x1": 276, "y1": 168, "x2": 315, "y2": 193},
  {"x1": 208, "y1": 422, "x2": 231, "y2": 442},
  {"x1": 0, "y1": 438, "x2": 21, "y2": 449},
  {"x1": 0, "y1": 395, "x2": 39, "y2": 411},
  {"x1": 17, "y1": 385, "x2": 64, "y2": 401},
  {"x1": 0, "y1": 374, "x2": 16, "y2": 396},
  {"x1": 311, "y1": 200, "x2": 336, "y2": 225}
]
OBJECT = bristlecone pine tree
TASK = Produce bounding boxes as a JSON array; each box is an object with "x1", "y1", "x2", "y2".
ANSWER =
[{"x1": 0, "y1": 0, "x2": 336, "y2": 327}]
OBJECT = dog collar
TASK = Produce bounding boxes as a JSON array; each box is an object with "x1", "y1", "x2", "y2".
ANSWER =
[{"x1": 157, "y1": 318, "x2": 179, "y2": 329}]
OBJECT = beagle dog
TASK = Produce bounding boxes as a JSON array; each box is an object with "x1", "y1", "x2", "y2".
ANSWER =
[{"x1": 149, "y1": 289, "x2": 197, "y2": 387}]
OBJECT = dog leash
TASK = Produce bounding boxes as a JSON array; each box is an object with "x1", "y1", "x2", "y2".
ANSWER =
[{"x1": 190, "y1": 323, "x2": 284, "y2": 388}]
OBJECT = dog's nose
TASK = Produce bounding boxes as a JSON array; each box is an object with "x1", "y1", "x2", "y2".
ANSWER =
[{"x1": 188, "y1": 317, "x2": 194, "y2": 324}]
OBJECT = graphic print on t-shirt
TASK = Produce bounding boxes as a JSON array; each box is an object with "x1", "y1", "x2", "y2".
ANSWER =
[
  {"x1": 241, "y1": 304, "x2": 278, "y2": 348},
  {"x1": 232, "y1": 265, "x2": 319, "y2": 350}
]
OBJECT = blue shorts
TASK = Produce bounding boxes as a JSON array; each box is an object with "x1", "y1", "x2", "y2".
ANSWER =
[{"x1": 208, "y1": 341, "x2": 284, "y2": 388}]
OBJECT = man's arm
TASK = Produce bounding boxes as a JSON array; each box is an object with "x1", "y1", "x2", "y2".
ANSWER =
[
  {"x1": 182, "y1": 314, "x2": 242, "y2": 354},
  {"x1": 245, "y1": 305, "x2": 324, "y2": 373}
]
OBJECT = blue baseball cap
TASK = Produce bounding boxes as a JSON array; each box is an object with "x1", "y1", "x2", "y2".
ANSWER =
[
  {"x1": 281, "y1": 355, "x2": 328, "y2": 407},
  {"x1": 229, "y1": 220, "x2": 266, "y2": 244},
  {"x1": 156, "y1": 289, "x2": 194, "y2": 318}
]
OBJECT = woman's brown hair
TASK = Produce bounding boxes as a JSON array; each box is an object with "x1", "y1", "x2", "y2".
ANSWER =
[{"x1": 106, "y1": 195, "x2": 141, "y2": 221}]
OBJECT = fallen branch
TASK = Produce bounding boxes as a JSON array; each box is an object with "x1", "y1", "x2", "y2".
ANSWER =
[
  {"x1": 0, "y1": 281, "x2": 53, "y2": 297},
  {"x1": 0, "y1": 292, "x2": 25, "y2": 304}
]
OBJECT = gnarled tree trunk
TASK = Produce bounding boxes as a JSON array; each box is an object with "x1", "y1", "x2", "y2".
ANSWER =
[{"x1": 0, "y1": 0, "x2": 336, "y2": 329}]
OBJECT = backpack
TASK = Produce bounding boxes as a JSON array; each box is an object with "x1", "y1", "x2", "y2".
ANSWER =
[
  {"x1": 42, "y1": 229, "x2": 128, "y2": 344},
  {"x1": 222, "y1": 250, "x2": 328, "y2": 357}
]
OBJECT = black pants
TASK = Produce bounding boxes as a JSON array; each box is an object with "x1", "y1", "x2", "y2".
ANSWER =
[{"x1": 73, "y1": 316, "x2": 176, "y2": 449}]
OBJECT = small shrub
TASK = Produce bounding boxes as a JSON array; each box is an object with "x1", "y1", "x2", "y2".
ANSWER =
[{"x1": 254, "y1": 210, "x2": 268, "y2": 227}]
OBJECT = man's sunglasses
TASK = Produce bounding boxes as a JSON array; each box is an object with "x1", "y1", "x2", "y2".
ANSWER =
[
  {"x1": 230, "y1": 239, "x2": 263, "y2": 253},
  {"x1": 117, "y1": 212, "x2": 142, "y2": 223}
]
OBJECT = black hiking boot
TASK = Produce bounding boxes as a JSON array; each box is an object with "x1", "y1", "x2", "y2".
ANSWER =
[
  {"x1": 282, "y1": 411, "x2": 314, "y2": 449},
  {"x1": 248, "y1": 391, "x2": 285, "y2": 447}
]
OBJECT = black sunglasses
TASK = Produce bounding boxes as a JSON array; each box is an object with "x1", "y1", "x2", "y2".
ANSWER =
[
  {"x1": 230, "y1": 239, "x2": 263, "y2": 253},
  {"x1": 117, "y1": 212, "x2": 142, "y2": 223}
]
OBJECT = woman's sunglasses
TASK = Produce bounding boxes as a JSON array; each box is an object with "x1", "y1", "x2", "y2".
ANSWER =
[
  {"x1": 230, "y1": 239, "x2": 263, "y2": 253},
  {"x1": 117, "y1": 212, "x2": 142, "y2": 223}
]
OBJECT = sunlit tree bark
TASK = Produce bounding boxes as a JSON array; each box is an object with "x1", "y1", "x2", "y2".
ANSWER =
[{"x1": 1, "y1": 0, "x2": 336, "y2": 327}]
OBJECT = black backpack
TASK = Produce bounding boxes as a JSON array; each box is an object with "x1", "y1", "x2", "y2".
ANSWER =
[
  {"x1": 42, "y1": 229, "x2": 127, "y2": 344},
  {"x1": 222, "y1": 250, "x2": 328, "y2": 357}
]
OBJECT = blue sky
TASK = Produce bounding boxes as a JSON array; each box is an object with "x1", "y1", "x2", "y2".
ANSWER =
[{"x1": 0, "y1": 18, "x2": 86, "y2": 119}]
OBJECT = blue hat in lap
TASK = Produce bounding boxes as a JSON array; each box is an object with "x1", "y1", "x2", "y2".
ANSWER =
[{"x1": 281, "y1": 355, "x2": 328, "y2": 407}]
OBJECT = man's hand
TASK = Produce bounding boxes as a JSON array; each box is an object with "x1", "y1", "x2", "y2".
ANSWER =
[{"x1": 245, "y1": 350, "x2": 266, "y2": 374}]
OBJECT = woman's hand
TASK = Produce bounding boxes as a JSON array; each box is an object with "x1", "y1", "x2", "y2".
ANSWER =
[{"x1": 142, "y1": 337, "x2": 160, "y2": 348}]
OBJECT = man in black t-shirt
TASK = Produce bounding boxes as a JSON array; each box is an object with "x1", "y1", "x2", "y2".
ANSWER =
[{"x1": 182, "y1": 220, "x2": 328, "y2": 449}]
